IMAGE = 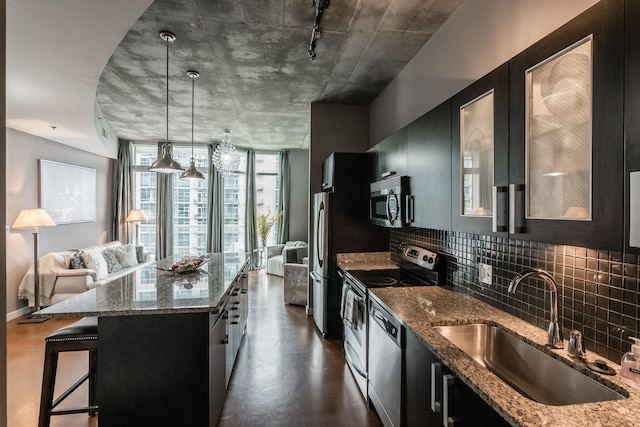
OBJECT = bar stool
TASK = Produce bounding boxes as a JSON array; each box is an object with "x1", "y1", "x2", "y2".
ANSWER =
[{"x1": 38, "y1": 317, "x2": 98, "y2": 427}]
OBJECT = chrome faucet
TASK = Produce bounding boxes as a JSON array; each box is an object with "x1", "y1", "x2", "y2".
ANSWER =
[{"x1": 508, "y1": 268, "x2": 564, "y2": 349}]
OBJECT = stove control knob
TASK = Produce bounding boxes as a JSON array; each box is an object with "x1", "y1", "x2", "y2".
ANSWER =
[
  {"x1": 428, "y1": 257, "x2": 434, "y2": 264},
  {"x1": 422, "y1": 255, "x2": 429, "y2": 262}
]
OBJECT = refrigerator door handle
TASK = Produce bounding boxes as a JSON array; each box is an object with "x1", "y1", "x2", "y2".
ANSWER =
[{"x1": 310, "y1": 270, "x2": 321, "y2": 282}]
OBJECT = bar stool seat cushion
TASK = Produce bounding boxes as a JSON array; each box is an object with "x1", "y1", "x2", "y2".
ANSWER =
[{"x1": 46, "y1": 317, "x2": 97, "y2": 341}]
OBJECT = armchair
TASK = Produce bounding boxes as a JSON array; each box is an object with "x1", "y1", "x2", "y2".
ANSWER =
[
  {"x1": 284, "y1": 257, "x2": 308, "y2": 306},
  {"x1": 265, "y1": 241, "x2": 308, "y2": 276}
]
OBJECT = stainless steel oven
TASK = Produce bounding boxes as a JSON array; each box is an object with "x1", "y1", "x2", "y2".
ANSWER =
[
  {"x1": 370, "y1": 176, "x2": 413, "y2": 228},
  {"x1": 340, "y1": 270, "x2": 368, "y2": 399}
]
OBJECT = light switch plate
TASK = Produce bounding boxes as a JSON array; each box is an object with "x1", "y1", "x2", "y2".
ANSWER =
[
  {"x1": 5, "y1": 224, "x2": 9, "y2": 235},
  {"x1": 479, "y1": 263, "x2": 492, "y2": 285}
]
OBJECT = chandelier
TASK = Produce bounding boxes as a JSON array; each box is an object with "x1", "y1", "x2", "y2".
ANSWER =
[{"x1": 213, "y1": 130, "x2": 240, "y2": 175}]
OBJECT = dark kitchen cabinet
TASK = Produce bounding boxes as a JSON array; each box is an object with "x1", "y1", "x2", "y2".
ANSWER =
[
  {"x1": 322, "y1": 151, "x2": 376, "y2": 192},
  {"x1": 404, "y1": 330, "x2": 510, "y2": 427},
  {"x1": 407, "y1": 100, "x2": 452, "y2": 230},
  {"x1": 625, "y1": 0, "x2": 640, "y2": 253},
  {"x1": 209, "y1": 310, "x2": 227, "y2": 425},
  {"x1": 451, "y1": 63, "x2": 510, "y2": 236},
  {"x1": 370, "y1": 127, "x2": 408, "y2": 181},
  {"x1": 509, "y1": 0, "x2": 624, "y2": 251},
  {"x1": 226, "y1": 264, "x2": 249, "y2": 386}
]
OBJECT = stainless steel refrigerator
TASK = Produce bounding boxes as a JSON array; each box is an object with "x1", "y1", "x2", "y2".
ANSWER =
[{"x1": 310, "y1": 153, "x2": 388, "y2": 339}]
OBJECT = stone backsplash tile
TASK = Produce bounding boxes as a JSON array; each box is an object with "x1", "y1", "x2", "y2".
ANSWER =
[{"x1": 390, "y1": 229, "x2": 640, "y2": 363}]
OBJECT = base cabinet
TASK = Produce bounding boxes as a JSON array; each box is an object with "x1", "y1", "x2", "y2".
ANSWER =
[
  {"x1": 209, "y1": 311, "x2": 227, "y2": 425},
  {"x1": 404, "y1": 331, "x2": 509, "y2": 427}
]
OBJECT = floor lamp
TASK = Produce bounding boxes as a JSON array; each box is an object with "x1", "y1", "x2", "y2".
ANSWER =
[
  {"x1": 12, "y1": 208, "x2": 57, "y2": 323},
  {"x1": 126, "y1": 209, "x2": 148, "y2": 245}
]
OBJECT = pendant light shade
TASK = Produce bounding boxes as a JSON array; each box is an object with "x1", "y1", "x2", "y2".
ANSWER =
[
  {"x1": 180, "y1": 70, "x2": 205, "y2": 180},
  {"x1": 149, "y1": 30, "x2": 183, "y2": 174}
]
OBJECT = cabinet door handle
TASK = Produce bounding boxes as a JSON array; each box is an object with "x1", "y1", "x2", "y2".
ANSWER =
[
  {"x1": 431, "y1": 362, "x2": 442, "y2": 413},
  {"x1": 509, "y1": 184, "x2": 526, "y2": 233},
  {"x1": 406, "y1": 195, "x2": 415, "y2": 224},
  {"x1": 493, "y1": 186, "x2": 508, "y2": 232},
  {"x1": 443, "y1": 373, "x2": 456, "y2": 427}
]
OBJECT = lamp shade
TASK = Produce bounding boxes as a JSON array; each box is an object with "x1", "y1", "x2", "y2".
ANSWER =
[
  {"x1": 126, "y1": 209, "x2": 149, "y2": 223},
  {"x1": 12, "y1": 209, "x2": 56, "y2": 229}
]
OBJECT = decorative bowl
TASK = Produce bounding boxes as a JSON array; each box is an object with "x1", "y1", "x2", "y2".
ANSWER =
[{"x1": 157, "y1": 254, "x2": 212, "y2": 274}]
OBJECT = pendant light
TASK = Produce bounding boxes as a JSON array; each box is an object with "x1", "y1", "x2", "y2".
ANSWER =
[
  {"x1": 149, "y1": 31, "x2": 184, "y2": 173},
  {"x1": 180, "y1": 70, "x2": 205, "y2": 180},
  {"x1": 213, "y1": 129, "x2": 240, "y2": 175}
]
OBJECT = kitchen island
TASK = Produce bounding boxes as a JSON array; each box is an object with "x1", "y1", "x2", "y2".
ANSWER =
[{"x1": 36, "y1": 253, "x2": 249, "y2": 427}]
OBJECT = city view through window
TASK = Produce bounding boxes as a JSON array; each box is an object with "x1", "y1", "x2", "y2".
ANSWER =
[{"x1": 132, "y1": 145, "x2": 280, "y2": 260}]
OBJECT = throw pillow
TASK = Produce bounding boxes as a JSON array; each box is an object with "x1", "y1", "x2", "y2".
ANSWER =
[
  {"x1": 101, "y1": 249, "x2": 122, "y2": 274},
  {"x1": 135, "y1": 245, "x2": 145, "y2": 264},
  {"x1": 81, "y1": 249, "x2": 108, "y2": 279},
  {"x1": 115, "y1": 244, "x2": 138, "y2": 268},
  {"x1": 69, "y1": 251, "x2": 86, "y2": 269}
]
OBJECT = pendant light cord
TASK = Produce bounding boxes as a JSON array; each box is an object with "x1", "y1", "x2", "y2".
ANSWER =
[
  {"x1": 166, "y1": 38, "x2": 170, "y2": 147},
  {"x1": 191, "y1": 73, "x2": 195, "y2": 158}
]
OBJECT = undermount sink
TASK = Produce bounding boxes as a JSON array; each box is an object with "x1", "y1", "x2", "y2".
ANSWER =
[{"x1": 434, "y1": 323, "x2": 628, "y2": 406}]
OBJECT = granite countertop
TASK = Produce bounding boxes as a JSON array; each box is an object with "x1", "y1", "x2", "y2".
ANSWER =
[
  {"x1": 369, "y1": 285, "x2": 640, "y2": 427},
  {"x1": 336, "y1": 253, "x2": 640, "y2": 426},
  {"x1": 36, "y1": 253, "x2": 248, "y2": 318},
  {"x1": 336, "y1": 251, "x2": 398, "y2": 271}
]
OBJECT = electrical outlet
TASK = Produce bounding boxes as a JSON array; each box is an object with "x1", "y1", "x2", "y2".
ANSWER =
[
  {"x1": 479, "y1": 263, "x2": 492, "y2": 286},
  {"x1": 5, "y1": 224, "x2": 9, "y2": 235}
]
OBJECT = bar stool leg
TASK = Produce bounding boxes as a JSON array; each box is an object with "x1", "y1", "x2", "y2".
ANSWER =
[
  {"x1": 38, "y1": 344, "x2": 58, "y2": 427},
  {"x1": 89, "y1": 349, "x2": 97, "y2": 416}
]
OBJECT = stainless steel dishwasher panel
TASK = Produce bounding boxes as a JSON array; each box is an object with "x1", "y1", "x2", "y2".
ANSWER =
[{"x1": 368, "y1": 299, "x2": 403, "y2": 427}]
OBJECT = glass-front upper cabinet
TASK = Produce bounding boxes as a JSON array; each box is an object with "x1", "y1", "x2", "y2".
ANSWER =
[
  {"x1": 461, "y1": 90, "x2": 494, "y2": 217},
  {"x1": 452, "y1": 63, "x2": 509, "y2": 235},
  {"x1": 525, "y1": 37, "x2": 592, "y2": 221},
  {"x1": 509, "y1": 0, "x2": 623, "y2": 251}
]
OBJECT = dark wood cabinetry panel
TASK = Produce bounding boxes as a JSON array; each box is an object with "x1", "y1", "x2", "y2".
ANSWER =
[
  {"x1": 404, "y1": 330, "x2": 440, "y2": 425},
  {"x1": 404, "y1": 329, "x2": 510, "y2": 426},
  {"x1": 451, "y1": 63, "x2": 510, "y2": 235},
  {"x1": 371, "y1": 127, "x2": 408, "y2": 181},
  {"x1": 407, "y1": 100, "x2": 452, "y2": 230},
  {"x1": 509, "y1": 0, "x2": 624, "y2": 251},
  {"x1": 625, "y1": 0, "x2": 640, "y2": 253}
]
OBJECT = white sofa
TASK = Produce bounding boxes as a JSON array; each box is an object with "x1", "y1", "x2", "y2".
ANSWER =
[
  {"x1": 18, "y1": 241, "x2": 152, "y2": 307},
  {"x1": 265, "y1": 241, "x2": 308, "y2": 277}
]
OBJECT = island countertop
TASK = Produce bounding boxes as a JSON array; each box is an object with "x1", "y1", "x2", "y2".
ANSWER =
[{"x1": 36, "y1": 253, "x2": 248, "y2": 318}]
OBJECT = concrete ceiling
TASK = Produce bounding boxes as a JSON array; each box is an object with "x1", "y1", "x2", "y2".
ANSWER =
[
  {"x1": 7, "y1": 0, "x2": 462, "y2": 157},
  {"x1": 96, "y1": 0, "x2": 463, "y2": 150}
]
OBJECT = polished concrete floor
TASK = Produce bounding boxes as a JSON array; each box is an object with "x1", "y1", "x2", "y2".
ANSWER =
[{"x1": 7, "y1": 270, "x2": 382, "y2": 427}]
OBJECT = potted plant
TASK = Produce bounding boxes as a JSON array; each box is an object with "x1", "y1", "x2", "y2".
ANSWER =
[{"x1": 256, "y1": 207, "x2": 283, "y2": 249}]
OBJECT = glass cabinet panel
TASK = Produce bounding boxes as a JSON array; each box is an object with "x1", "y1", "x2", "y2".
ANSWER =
[
  {"x1": 526, "y1": 36, "x2": 592, "y2": 220},
  {"x1": 460, "y1": 91, "x2": 494, "y2": 216}
]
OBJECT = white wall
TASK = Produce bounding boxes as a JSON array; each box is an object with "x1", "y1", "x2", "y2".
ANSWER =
[
  {"x1": 369, "y1": 0, "x2": 600, "y2": 146},
  {"x1": 288, "y1": 149, "x2": 309, "y2": 243},
  {"x1": 6, "y1": 128, "x2": 112, "y2": 319}
]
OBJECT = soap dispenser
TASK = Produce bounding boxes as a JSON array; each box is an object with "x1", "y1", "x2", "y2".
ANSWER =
[{"x1": 621, "y1": 337, "x2": 640, "y2": 388}]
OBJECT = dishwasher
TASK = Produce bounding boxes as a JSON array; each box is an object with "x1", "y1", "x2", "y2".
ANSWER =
[{"x1": 368, "y1": 298, "x2": 403, "y2": 427}]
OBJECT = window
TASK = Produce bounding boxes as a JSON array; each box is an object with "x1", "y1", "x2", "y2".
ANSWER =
[
  {"x1": 255, "y1": 153, "x2": 281, "y2": 246},
  {"x1": 131, "y1": 145, "x2": 280, "y2": 258},
  {"x1": 222, "y1": 154, "x2": 247, "y2": 254},
  {"x1": 132, "y1": 144, "x2": 210, "y2": 257}
]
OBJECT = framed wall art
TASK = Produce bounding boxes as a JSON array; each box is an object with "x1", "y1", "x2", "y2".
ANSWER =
[{"x1": 39, "y1": 159, "x2": 97, "y2": 224}]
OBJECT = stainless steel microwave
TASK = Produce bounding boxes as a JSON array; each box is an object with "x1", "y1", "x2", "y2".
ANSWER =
[{"x1": 369, "y1": 176, "x2": 413, "y2": 228}]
